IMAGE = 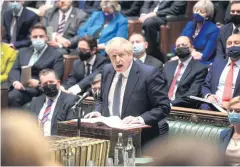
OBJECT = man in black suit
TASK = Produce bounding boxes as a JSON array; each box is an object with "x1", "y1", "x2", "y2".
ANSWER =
[
  {"x1": 119, "y1": 1, "x2": 144, "y2": 18},
  {"x1": 164, "y1": 36, "x2": 208, "y2": 108},
  {"x1": 31, "y1": 69, "x2": 78, "y2": 136},
  {"x1": 139, "y1": 1, "x2": 186, "y2": 62},
  {"x1": 129, "y1": 33, "x2": 163, "y2": 69},
  {"x1": 85, "y1": 37, "x2": 170, "y2": 145},
  {"x1": 217, "y1": 1, "x2": 240, "y2": 59},
  {"x1": 77, "y1": 0, "x2": 101, "y2": 15},
  {"x1": 61, "y1": 37, "x2": 109, "y2": 95},
  {"x1": 8, "y1": 23, "x2": 64, "y2": 108},
  {"x1": 2, "y1": 0, "x2": 40, "y2": 49}
]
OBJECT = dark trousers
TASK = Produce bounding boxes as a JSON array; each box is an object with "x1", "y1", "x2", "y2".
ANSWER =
[
  {"x1": 200, "y1": 103, "x2": 217, "y2": 111},
  {"x1": 142, "y1": 16, "x2": 166, "y2": 63}
]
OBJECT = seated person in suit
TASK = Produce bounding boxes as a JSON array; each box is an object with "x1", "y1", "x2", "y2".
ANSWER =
[
  {"x1": 138, "y1": 1, "x2": 186, "y2": 62},
  {"x1": 61, "y1": 37, "x2": 109, "y2": 95},
  {"x1": 77, "y1": 0, "x2": 101, "y2": 15},
  {"x1": 201, "y1": 34, "x2": 240, "y2": 110},
  {"x1": 212, "y1": 1, "x2": 230, "y2": 27},
  {"x1": 30, "y1": 69, "x2": 78, "y2": 136},
  {"x1": 220, "y1": 96, "x2": 240, "y2": 165},
  {"x1": 164, "y1": 36, "x2": 208, "y2": 108},
  {"x1": 2, "y1": 0, "x2": 40, "y2": 49},
  {"x1": 42, "y1": 0, "x2": 87, "y2": 55},
  {"x1": 129, "y1": 33, "x2": 163, "y2": 69},
  {"x1": 85, "y1": 37, "x2": 170, "y2": 145},
  {"x1": 119, "y1": 1, "x2": 143, "y2": 18},
  {"x1": 8, "y1": 23, "x2": 64, "y2": 108},
  {"x1": 77, "y1": 0, "x2": 128, "y2": 56},
  {"x1": 0, "y1": 25, "x2": 18, "y2": 85},
  {"x1": 217, "y1": 1, "x2": 240, "y2": 59},
  {"x1": 173, "y1": 0, "x2": 219, "y2": 65}
]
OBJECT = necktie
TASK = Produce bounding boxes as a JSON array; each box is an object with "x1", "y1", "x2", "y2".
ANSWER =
[
  {"x1": 41, "y1": 99, "x2": 54, "y2": 126},
  {"x1": 112, "y1": 74, "x2": 123, "y2": 117},
  {"x1": 86, "y1": 63, "x2": 91, "y2": 76},
  {"x1": 233, "y1": 28, "x2": 239, "y2": 34},
  {"x1": 11, "y1": 16, "x2": 18, "y2": 43},
  {"x1": 168, "y1": 63, "x2": 183, "y2": 99},
  {"x1": 29, "y1": 51, "x2": 39, "y2": 66},
  {"x1": 57, "y1": 14, "x2": 66, "y2": 34},
  {"x1": 222, "y1": 61, "x2": 234, "y2": 102}
]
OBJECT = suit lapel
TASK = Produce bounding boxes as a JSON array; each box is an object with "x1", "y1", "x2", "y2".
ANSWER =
[
  {"x1": 233, "y1": 68, "x2": 240, "y2": 96},
  {"x1": 121, "y1": 62, "x2": 139, "y2": 117},
  {"x1": 167, "y1": 61, "x2": 178, "y2": 85},
  {"x1": 35, "y1": 95, "x2": 46, "y2": 116},
  {"x1": 63, "y1": 8, "x2": 75, "y2": 34},
  {"x1": 178, "y1": 59, "x2": 194, "y2": 86},
  {"x1": 52, "y1": 9, "x2": 60, "y2": 32},
  {"x1": 24, "y1": 47, "x2": 35, "y2": 65},
  {"x1": 92, "y1": 55, "x2": 101, "y2": 70},
  {"x1": 33, "y1": 46, "x2": 49, "y2": 66},
  {"x1": 51, "y1": 93, "x2": 63, "y2": 129},
  {"x1": 212, "y1": 59, "x2": 228, "y2": 92},
  {"x1": 104, "y1": 68, "x2": 115, "y2": 115},
  {"x1": 16, "y1": 8, "x2": 26, "y2": 36},
  {"x1": 144, "y1": 55, "x2": 151, "y2": 65}
]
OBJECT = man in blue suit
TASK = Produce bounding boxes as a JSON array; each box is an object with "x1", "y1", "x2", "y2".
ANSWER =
[
  {"x1": 85, "y1": 37, "x2": 170, "y2": 145},
  {"x1": 201, "y1": 34, "x2": 240, "y2": 110},
  {"x1": 2, "y1": 0, "x2": 40, "y2": 49}
]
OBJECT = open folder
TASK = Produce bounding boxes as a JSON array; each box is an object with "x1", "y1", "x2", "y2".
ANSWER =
[{"x1": 189, "y1": 96, "x2": 227, "y2": 113}]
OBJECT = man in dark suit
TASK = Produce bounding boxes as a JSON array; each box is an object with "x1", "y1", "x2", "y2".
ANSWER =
[
  {"x1": 77, "y1": 0, "x2": 100, "y2": 15},
  {"x1": 119, "y1": 1, "x2": 144, "y2": 18},
  {"x1": 217, "y1": 1, "x2": 240, "y2": 59},
  {"x1": 42, "y1": 0, "x2": 87, "y2": 54},
  {"x1": 85, "y1": 37, "x2": 170, "y2": 145},
  {"x1": 2, "y1": 0, "x2": 40, "y2": 49},
  {"x1": 8, "y1": 23, "x2": 64, "y2": 108},
  {"x1": 31, "y1": 69, "x2": 78, "y2": 136},
  {"x1": 139, "y1": 1, "x2": 186, "y2": 62},
  {"x1": 129, "y1": 33, "x2": 163, "y2": 69},
  {"x1": 164, "y1": 36, "x2": 208, "y2": 108},
  {"x1": 61, "y1": 37, "x2": 109, "y2": 95},
  {"x1": 201, "y1": 34, "x2": 240, "y2": 110}
]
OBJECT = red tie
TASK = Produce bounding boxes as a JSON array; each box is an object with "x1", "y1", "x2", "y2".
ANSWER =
[
  {"x1": 222, "y1": 61, "x2": 235, "y2": 102},
  {"x1": 168, "y1": 63, "x2": 183, "y2": 99}
]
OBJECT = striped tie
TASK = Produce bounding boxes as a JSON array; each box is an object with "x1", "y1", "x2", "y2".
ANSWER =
[
  {"x1": 57, "y1": 14, "x2": 66, "y2": 34},
  {"x1": 41, "y1": 99, "x2": 54, "y2": 126}
]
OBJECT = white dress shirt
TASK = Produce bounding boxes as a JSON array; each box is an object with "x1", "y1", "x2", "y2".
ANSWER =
[
  {"x1": 38, "y1": 90, "x2": 61, "y2": 136},
  {"x1": 153, "y1": 0, "x2": 163, "y2": 12},
  {"x1": 233, "y1": 24, "x2": 240, "y2": 34},
  {"x1": 171, "y1": 56, "x2": 192, "y2": 101},
  {"x1": 215, "y1": 58, "x2": 240, "y2": 102}
]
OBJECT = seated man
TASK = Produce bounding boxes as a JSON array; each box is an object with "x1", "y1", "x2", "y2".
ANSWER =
[
  {"x1": 201, "y1": 34, "x2": 240, "y2": 110},
  {"x1": 42, "y1": 0, "x2": 87, "y2": 54},
  {"x1": 129, "y1": 33, "x2": 163, "y2": 69},
  {"x1": 8, "y1": 23, "x2": 64, "y2": 108},
  {"x1": 217, "y1": 1, "x2": 240, "y2": 59},
  {"x1": 85, "y1": 37, "x2": 170, "y2": 145},
  {"x1": 163, "y1": 36, "x2": 208, "y2": 108},
  {"x1": 139, "y1": 1, "x2": 186, "y2": 62},
  {"x1": 77, "y1": 0, "x2": 101, "y2": 15},
  {"x1": 2, "y1": 0, "x2": 40, "y2": 49},
  {"x1": 61, "y1": 37, "x2": 109, "y2": 95},
  {"x1": 30, "y1": 69, "x2": 79, "y2": 136},
  {"x1": 119, "y1": 1, "x2": 143, "y2": 18}
]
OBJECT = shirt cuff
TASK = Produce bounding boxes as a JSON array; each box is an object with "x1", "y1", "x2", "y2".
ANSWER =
[
  {"x1": 57, "y1": 42, "x2": 63, "y2": 48},
  {"x1": 137, "y1": 116, "x2": 145, "y2": 125},
  {"x1": 68, "y1": 85, "x2": 81, "y2": 95},
  {"x1": 204, "y1": 93, "x2": 211, "y2": 99}
]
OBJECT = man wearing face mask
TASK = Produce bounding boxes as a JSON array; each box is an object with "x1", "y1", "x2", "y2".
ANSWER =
[
  {"x1": 42, "y1": 0, "x2": 87, "y2": 55},
  {"x1": 2, "y1": 0, "x2": 40, "y2": 49},
  {"x1": 217, "y1": 1, "x2": 240, "y2": 59},
  {"x1": 129, "y1": 33, "x2": 163, "y2": 70},
  {"x1": 201, "y1": 34, "x2": 240, "y2": 111},
  {"x1": 163, "y1": 36, "x2": 208, "y2": 108},
  {"x1": 8, "y1": 23, "x2": 64, "y2": 108},
  {"x1": 61, "y1": 37, "x2": 109, "y2": 95},
  {"x1": 30, "y1": 69, "x2": 79, "y2": 136}
]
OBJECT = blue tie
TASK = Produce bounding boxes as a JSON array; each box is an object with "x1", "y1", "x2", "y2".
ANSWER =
[{"x1": 112, "y1": 74, "x2": 123, "y2": 117}]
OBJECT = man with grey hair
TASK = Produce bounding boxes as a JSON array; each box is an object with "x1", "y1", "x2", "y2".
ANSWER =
[{"x1": 85, "y1": 37, "x2": 170, "y2": 145}]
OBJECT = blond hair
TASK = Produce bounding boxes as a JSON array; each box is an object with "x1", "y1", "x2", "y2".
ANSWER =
[
  {"x1": 105, "y1": 37, "x2": 133, "y2": 56},
  {"x1": 100, "y1": 0, "x2": 121, "y2": 12},
  {"x1": 227, "y1": 96, "x2": 240, "y2": 109},
  {"x1": 194, "y1": 0, "x2": 214, "y2": 20}
]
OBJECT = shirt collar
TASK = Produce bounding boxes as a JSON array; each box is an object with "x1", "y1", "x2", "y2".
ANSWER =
[
  {"x1": 34, "y1": 44, "x2": 48, "y2": 54},
  {"x1": 13, "y1": 6, "x2": 23, "y2": 17},
  {"x1": 117, "y1": 60, "x2": 133, "y2": 79},
  {"x1": 133, "y1": 52, "x2": 147, "y2": 63},
  {"x1": 227, "y1": 57, "x2": 240, "y2": 68},
  {"x1": 59, "y1": 6, "x2": 73, "y2": 18},
  {"x1": 178, "y1": 56, "x2": 192, "y2": 67},
  {"x1": 233, "y1": 24, "x2": 240, "y2": 33},
  {"x1": 85, "y1": 54, "x2": 96, "y2": 66}
]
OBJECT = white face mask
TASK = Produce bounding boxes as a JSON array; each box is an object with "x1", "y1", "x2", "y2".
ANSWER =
[{"x1": 132, "y1": 43, "x2": 145, "y2": 57}]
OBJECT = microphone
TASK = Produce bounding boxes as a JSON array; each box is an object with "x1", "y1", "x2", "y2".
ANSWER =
[{"x1": 72, "y1": 91, "x2": 90, "y2": 110}]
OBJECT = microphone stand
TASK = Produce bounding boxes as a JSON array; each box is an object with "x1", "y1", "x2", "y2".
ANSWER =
[{"x1": 75, "y1": 103, "x2": 82, "y2": 137}]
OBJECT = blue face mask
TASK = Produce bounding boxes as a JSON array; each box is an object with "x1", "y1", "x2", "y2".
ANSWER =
[
  {"x1": 133, "y1": 43, "x2": 145, "y2": 57},
  {"x1": 32, "y1": 39, "x2": 46, "y2": 51},
  {"x1": 9, "y1": 2, "x2": 22, "y2": 14},
  {"x1": 226, "y1": 46, "x2": 240, "y2": 60},
  {"x1": 228, "y1": 111, "x2": 240, "y2": 125},
  {"x1": 103, "y1": 12, "x2": 114, "y2": 22},
  {"x1": 193, "y1": 13, "x2": 205, "y2": 22}
]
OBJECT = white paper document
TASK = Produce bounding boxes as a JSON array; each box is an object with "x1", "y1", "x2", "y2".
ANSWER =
[{"x1": 21, "y1": 66, "x2": 32, "y2": 85}]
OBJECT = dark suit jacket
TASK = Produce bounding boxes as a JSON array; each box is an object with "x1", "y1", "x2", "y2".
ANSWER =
[
  {"x1": 2, "y1": 7, "x2": 40, "y2": 49},
  {"x1": 144, "y1": 55, "x2": 163, "y2": 69},
  {"x1": 140, "y1": 1, "x2": 186, "y2": 18},
  {"x1": 42, "y1": 6, "x2": 87, "y2": 47},
  {"x1": 216, "y1": 23, "x2": 233, "y2": 59},
  {"x1": 63, "y1": 54, "x2": 109, "y2": 90},
  {"x1": 164, "y1": 58, "x2": 208, "y2": 108},
  {"x1": 30, "y1": 92, "x2": 79, "y2": 135},
  {"x1": 202, "y1": 57, "x2": 240, "y2": 99},
  {"x1": 8, "y1": 46, "x2": 64, "y2": 86},
  {"x1": 96, "y1": 61, "x2": 170, "y2": 144},
  {"x1": 119, "y1": 1, "x2": 144, "y2": 17},
  {"x1": 82, "y1": 1, "x2": 101, "y2": 14}
]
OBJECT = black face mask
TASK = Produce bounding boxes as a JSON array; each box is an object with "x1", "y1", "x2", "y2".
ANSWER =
[
  {"x1": 175, "y1": 47, "x2": 191, "y2": 59},
  {"x1": 230, "y1": 14, "x2": 240, "y2": 25},
  {"x1": 79, "y1": 51, "x2": 92, "y2": 61},
  {"x1": 227, "y1": 46, "x2": 240, "y2": 60},
  {"x1": 42, "y1": 84, "x2": 59, "y2": 97}
]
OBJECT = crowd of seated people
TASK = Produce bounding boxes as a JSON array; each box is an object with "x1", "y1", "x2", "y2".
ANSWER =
[{"x1": 1, "y1": 0, "x2": 240, "y2": 162}]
